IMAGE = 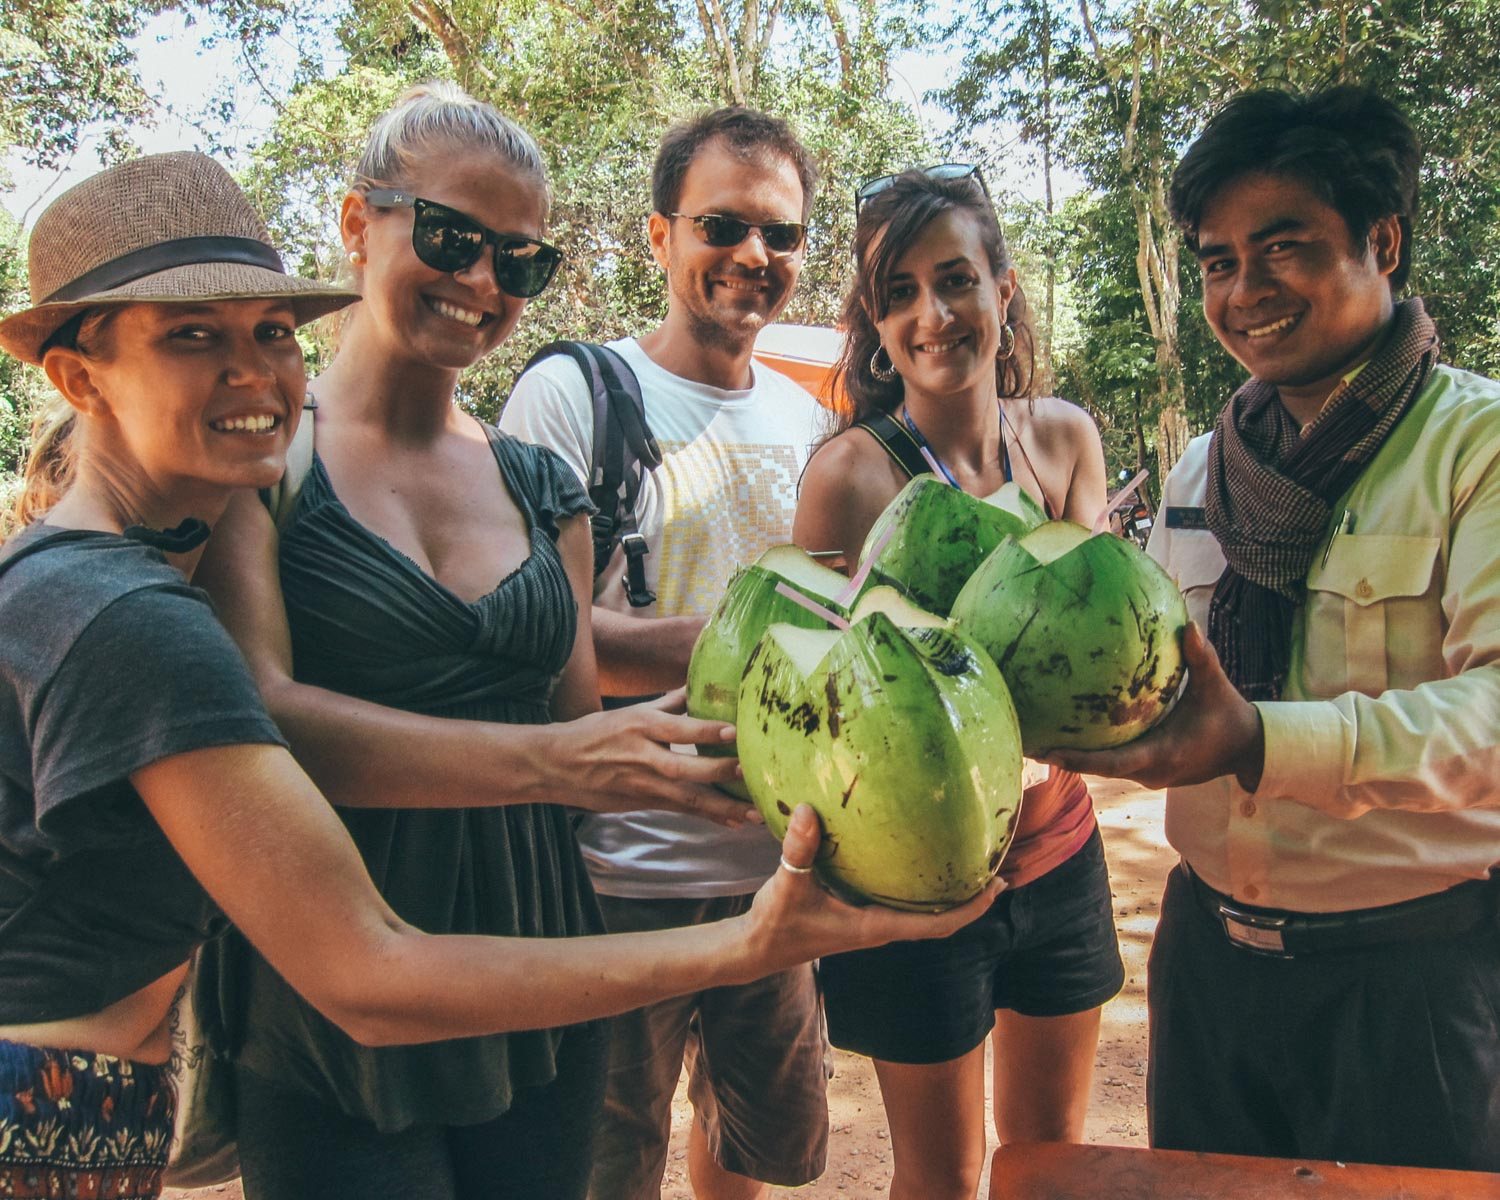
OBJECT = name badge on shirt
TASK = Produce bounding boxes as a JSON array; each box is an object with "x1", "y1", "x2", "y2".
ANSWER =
[{"x1": 1164, "y1": 506, "x2": 1209, "y2": 530}]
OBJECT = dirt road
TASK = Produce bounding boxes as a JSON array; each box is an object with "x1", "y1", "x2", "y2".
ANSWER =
[{"x1": 167, "y1": 777, "x2": 1173, "y2": 1200}]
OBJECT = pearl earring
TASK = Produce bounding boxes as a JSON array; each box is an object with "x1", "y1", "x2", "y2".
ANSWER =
[{"x1": 348, "y1": 250, "x2": 364, "y2": 266}]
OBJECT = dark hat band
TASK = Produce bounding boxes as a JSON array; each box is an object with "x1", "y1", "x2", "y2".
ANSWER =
[{"x1": 42, "y1": 236, "x2": 285, "y2": 304}]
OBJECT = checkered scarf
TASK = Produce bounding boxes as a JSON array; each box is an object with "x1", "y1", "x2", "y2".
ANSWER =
[{"x1": 1204, "y1": 298, "x2": 1438, "y2": 700}]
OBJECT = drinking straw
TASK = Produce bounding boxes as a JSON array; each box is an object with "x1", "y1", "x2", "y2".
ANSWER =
[
  {"x1": 919, "y1": 445, "x2": 949, "y2": 482},
  {"x1": 836, "y1": 523, "x2": 896, "y2": 608},
  {"x1": 1094, "y1": 469, "x2": 1149, "y2": 535},
  {"x1": 775, "y1": 582, "x2": 850, "y2": 630}
]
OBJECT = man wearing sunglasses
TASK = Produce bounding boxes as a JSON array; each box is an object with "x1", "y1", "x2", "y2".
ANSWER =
[{"x1": 502, "y1": 108, "x2": 829, "y2": 1200}]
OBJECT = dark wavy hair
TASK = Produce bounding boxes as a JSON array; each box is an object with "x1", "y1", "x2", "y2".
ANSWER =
[
  {"x1": 1170, "y1": 85, "x2": 1421, "y2": 290},
  {"x1": 832, "y1": 170, "x2": 1034, "y2": 428}
]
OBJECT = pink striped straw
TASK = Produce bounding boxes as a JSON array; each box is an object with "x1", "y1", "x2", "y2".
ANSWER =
[
  {"x1": 836, "y1": 523, "x2": 896, "y2": 608},
  {"x1": 775, "y1": 582, "x2": 850, "y2": 630},
  {"x1": 1094, "y1": 469, "x2": 1150, "y2": 536},
  {"x1": 919, "y1": 445, "x2": 950, "y2": 482}
]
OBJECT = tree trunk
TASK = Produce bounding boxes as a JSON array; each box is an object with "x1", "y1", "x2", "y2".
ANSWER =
[
  {"x1": 700, "y1": 0, "x2": 747, "y2": 103},
  {"x1": 1135, "y1": 159, "x2": 1188, "y2": 476},
  {"x1": 1153, "y1": 349, "x2": 1191, "y2": 476},
  {"x1": 1038, "y1": 0, "x2": 1056, "y2": 396},
  {"x1": 822, "y1": 0, "x2": 855, "y2": 82},
  {"x1": 1080, "y1": 0, "x2": 1190, "y2": 476},
  {"x1": 407, "y1": 0, "x2": 496, "y2": 87}
]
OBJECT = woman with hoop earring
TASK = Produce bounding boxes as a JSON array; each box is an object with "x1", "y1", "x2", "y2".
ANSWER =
[{"x1": 794, "y1": 166, "x2": 1125, "y2": 1200}]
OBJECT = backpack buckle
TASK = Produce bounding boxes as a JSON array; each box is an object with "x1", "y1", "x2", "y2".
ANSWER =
[{"x1": 620, "y1": 532, "x2": 656, "y2": 608}]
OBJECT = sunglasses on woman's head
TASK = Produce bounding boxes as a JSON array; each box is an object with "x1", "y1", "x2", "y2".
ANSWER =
[
  {"x1": 364, "y1": 188, "x2": 563, "y2": 299},
  {"x1": 854, "y1": 164, "x2": 991, "y2": 214},
  {"x1": 667, "y1": 212, "x2": 808, "y2": 255}
]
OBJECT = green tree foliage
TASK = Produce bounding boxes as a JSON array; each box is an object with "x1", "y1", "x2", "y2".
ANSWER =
[
  {"x1": 0, "y1": 208, "x2": 46, "y2": 527},
  {"x1": 6, "y1": 0, "x2": 1500, "y2": 494},
  {"x1": 942, "y1": 0, "x2": 1500, "y2": 484},
  {"x1": 216, "y1": 0, "x2": 929, "y2": 420},
  {"x1": 0, "y1": 1, "x2": 175, "y2": 169}
]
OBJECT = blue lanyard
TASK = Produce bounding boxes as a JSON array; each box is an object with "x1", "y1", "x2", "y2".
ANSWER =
[{"x1": 901, "y1": 405, "x2": 1012, "y2": 488}]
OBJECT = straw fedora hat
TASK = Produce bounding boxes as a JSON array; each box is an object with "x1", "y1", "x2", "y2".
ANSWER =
[{"x1": 0, "y1": 151, "x2": 358, "y2": 365}]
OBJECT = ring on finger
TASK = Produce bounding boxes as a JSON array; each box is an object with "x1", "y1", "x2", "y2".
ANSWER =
[{"x1": 779, "y1": 855, "x2": 815, "y2": 876}]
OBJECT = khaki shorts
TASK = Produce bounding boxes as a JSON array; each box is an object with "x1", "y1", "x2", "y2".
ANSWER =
[{"x1": 587, "y1": 893, "x2": 829, "y2": 1198}]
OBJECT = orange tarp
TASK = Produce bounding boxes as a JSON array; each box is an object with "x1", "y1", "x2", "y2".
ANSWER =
[{"x1": 752, "y1": 323, "x2": 845, "y2": 410}]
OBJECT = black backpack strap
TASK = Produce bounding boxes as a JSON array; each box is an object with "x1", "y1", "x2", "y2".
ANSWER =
[
  {"x1": 854, "y1": 412, "x2": 929, "y2": 480},
  {"x1": 519, "y1": 341, "x2": 661, "y2": 607}
]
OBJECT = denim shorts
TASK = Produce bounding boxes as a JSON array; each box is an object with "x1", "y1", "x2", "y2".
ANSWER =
[{"x1": 820, "y1": 826, "x2": 1125, "y2": 1064}]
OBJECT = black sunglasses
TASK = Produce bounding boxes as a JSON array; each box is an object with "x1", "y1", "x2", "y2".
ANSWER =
[
  {"x1": 854, "y1": 163, "x2": 992, "y2": 214},
  {"x1": 364, "y1": 188, "x2": 563, "y2": 299},
  {"x1": 667, "y1": 212, "x2": 807, "y2": 255}
]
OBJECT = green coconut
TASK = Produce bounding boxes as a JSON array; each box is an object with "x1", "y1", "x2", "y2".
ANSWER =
[
  {"x1": 686, "y1": 545, "x2": 850, "y2": 797},
  {"x1": 738, "y1": 612, "x2": 1023, "y2": 911},
  {"x1": 857, "y1": 476, "x2": 1046, "y2": 617},
  {"x1": 847, "y1": 585, "x2": 950, "y2": 629},
  {"x1": 950, "y1": 521, "x2": 1188, "y2": 753},
  {"x1": 982, "y1": 480, "x2": 1050, "y2": 528}
]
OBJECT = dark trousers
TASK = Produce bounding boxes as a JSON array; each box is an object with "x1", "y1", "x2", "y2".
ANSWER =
[
  {"x1": 1147, "y1": 866, "x2": 1500, "y2": 1171},
  {"x1": 235, "y1": 1021, "x2": 608, "y2": 1200}
]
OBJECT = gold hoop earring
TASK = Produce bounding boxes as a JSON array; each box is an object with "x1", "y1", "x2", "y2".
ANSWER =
[
  {"x1": 996, "y1": 324, "x2": 1016, "y2": 362},
  {"x1": 870, "y1": 345, "x2": 898, "y2": 383}
]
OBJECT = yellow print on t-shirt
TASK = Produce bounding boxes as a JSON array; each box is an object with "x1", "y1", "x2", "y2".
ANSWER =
[{"x1": 654, "y1": 438, "x2": 804, "y2": 617}]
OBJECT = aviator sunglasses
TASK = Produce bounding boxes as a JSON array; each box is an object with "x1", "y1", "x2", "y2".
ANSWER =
[
  {"x1": 855, "y1": 163, "x2": 991, "y2": 214},
  {"x1": 667, "y1": 212, "x2": 808, "y2": 255},
  {"x1": 364, "y1": 188, "x2": 563, "y2": 299}
]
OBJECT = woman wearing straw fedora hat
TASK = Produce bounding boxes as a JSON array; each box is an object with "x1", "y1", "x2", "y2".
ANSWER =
[{"x1": 0, "y1": 149, "x2": 994, "y2": 1200}]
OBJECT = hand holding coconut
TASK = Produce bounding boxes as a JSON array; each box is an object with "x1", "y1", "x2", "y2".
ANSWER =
[
  {"x1": 559, "y1": 688, "x2": 760, "y2": 827},
  {"x1": 1040, "y1": 622, "x2": 1266, "y2": 793},
  {"x1": 735, "y1": 805, "x2": 1005, "y2": 979}
]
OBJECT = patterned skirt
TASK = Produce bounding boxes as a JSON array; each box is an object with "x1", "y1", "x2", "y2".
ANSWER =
[{"x1": 0, "y1": 1040, "x2": 173, "y2": 1200}]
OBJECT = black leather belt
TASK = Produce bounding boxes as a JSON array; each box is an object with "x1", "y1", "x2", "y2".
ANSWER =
[{"x1": 1184, "y1": 865, "x2": 1499, "y2": 958}]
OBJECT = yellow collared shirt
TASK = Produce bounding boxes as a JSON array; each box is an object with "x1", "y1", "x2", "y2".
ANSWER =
[{"x1": 1149, "y1": 363, "x2": 1500, "y2": 911}]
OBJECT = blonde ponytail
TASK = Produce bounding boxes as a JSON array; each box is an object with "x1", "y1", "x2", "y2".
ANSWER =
[
  {"x1": 13, "y1": 392, "x2": 76, "y2": 526},
  {"x1": 10, "y1": 308, "x2": 116, "y2": 527}
]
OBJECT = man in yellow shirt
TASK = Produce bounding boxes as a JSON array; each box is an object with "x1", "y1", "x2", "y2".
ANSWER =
[{"x1": 1050, "y1": 86, "x2": 1500, "y2": 1170}]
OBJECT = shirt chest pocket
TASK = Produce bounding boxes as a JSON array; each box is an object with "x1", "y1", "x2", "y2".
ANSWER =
[
  {"x1": 1165, "y1": 532, "x2": 1226, "y2": 632},
  {"x1": 1302, "y1": 534, "x2": 1442, "y2": 697}
]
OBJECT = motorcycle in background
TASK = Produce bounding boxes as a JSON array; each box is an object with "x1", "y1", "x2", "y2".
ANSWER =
[{"x1": 1106, "y1": 468, "x2": 1154, "y2": 549}]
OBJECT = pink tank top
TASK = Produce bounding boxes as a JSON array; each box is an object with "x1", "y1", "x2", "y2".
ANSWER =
[{"x1": 1000, "y1": 767, "x2": 1096, "y2": 889}]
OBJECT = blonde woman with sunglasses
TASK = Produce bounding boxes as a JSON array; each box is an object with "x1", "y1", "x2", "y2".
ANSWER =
[
  {"x1": 183, "y1": 84, "x2": 868, "y2": 1198},
  {"x1": 0, "y1": 144, "x2": 992, "y2": 1200}
]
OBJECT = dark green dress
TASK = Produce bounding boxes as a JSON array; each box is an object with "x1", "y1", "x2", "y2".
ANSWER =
[{"x1": 221, "y1": 426, "x2": 603, "y2": 1133}]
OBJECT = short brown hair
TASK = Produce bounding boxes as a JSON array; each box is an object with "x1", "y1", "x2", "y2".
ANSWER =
[{"x1": 652, "y1": 107, "x2": 818, "y2": 221}]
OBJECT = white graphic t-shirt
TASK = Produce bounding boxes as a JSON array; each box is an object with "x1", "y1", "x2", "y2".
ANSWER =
[{"x1": 501, "y1": 337, "x2": 828, "y2": 896}]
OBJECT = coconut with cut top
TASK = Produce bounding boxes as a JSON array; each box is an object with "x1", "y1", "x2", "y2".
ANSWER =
[
  {"x1": 686, "y1": 545, "x2": 851, "y2": 797},
  {"x1": 950, "y1": 521, "x2": 1188, "y2": 752},
  {"x1": 737, "y1": 611, "x2": 1023, "y2": 911},
  {"x1": 857, "y1": 476, "x2": 1046, "y2": 616}
]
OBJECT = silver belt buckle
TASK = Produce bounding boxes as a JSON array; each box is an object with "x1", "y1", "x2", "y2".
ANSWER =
[{"x1": 1218, "y1": 903, "x2": 1292, "y2": 957}]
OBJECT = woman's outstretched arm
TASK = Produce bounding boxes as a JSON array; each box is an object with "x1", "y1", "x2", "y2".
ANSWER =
[
  {"x1": 136, "y1": 744, "x2": 996, "y2": 1044},
  {"x1": 195, "y1": 489, "x2": 748, "y2": 822}
]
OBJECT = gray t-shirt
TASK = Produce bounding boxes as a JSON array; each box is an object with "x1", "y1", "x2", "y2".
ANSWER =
[{"x1": 0, "y1": 524, "x2": 286, "y2": 1022}]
